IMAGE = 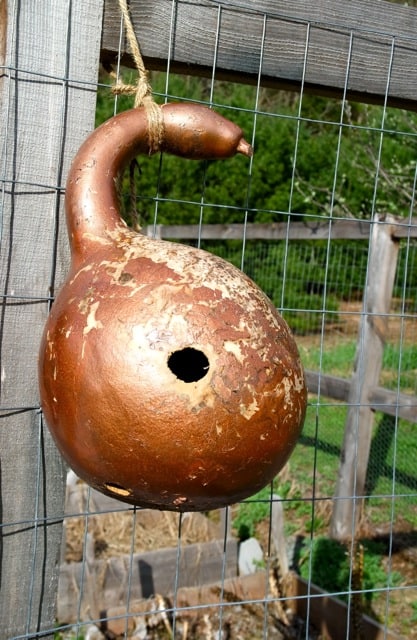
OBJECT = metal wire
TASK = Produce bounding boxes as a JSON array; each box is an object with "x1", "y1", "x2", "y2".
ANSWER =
[{"x1": 2, "y1": 1, "x2": 417, "y2": 638}]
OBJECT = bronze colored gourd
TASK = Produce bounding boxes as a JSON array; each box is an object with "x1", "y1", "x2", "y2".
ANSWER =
[{"x1": 39, "y1": 103, "x2": 307, "y2": 511}]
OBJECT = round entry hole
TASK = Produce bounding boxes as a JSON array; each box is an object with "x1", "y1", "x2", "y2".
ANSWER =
[{"x1": 168, "y1": 347, "x2": 209, "y2": 383}]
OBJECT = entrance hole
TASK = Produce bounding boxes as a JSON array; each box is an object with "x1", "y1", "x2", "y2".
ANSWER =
[{"x1": 167, "y1": 347, "x2": 210, "y2": 383}]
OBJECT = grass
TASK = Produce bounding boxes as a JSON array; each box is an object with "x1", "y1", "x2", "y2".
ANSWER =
[
  {"x1": 300, "y1": 337, "x2": 417, "y2": 394},
  {"x1": 300, "y1": 339, "x2": 357, "y2": 378},
  {"x1": 297, "y1": 337, "x2": 417, "y2": 523},
  {"x1": 233, "y1": 485, "x2": 274, "y2": 539}
]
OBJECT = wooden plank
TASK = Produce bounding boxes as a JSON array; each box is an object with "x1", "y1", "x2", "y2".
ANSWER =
[
  {"x1": 306, "y1": 370, "x2": 417, "y2": 423},
  {"x1": 101, "y1": 0, "x2": 417, "y2": 110},
  {"x1": 392, "y1": 217, "x2": 417, "y2": 239},
  {"x1": 330, "y1": 215, "x2": 400, "y2": 540},
  {"x1": 144, "y1": 218, "x2": 417, "y2": 241},
  {"x1": 70, "y1": 569, "x2": 401, "y2": 640},
  {"x1": 101, "y1": 572, "x2": 268, "y2": 636},
  {"x1": 0, "y1": 1, "x2": 104, "y2": 636},
  {"x1": 145, "y1": 220, "x2": 373, "y2": 241},
  {"x1": 57, "y1": 539, "x2": 238, "y2": 623},
  {"x1": 305, "y1": 370, "x2": 351, "y2": 402},
  {"x1": 369, "y1": 387, "x2": 417, "y2": 423}
]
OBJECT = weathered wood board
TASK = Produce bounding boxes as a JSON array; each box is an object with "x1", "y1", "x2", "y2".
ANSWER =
[
  {"x1": 58, "y1": 539, "x2": 238, "y2": 623},
  {"x1": 331, "y1": 215, "x2": 401, "y2": 539},
  {"x1": 102, "y1": 0, "x2": 417, "y2": 110},
  {"x1": 305, "y1": 371, "x2": 417, "y2": 424},
  {"x1": 145, "y1": 218, "x2": 417, "y2": 241},
  {"x1": 59, "y1": 567, "x2": 403, "y2": 640},
  {"x1": 0, "y1": 0, "x2": 103, "y2": 635}
]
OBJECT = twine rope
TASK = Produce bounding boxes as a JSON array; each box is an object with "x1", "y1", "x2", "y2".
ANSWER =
[{"x1": 113, "y1": 0, "x2": 164, "y2": 154}]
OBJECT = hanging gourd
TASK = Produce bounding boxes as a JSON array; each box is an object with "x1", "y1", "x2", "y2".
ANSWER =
[{"x1": 38, "y1": 101, "x2": 307, "y2": 511}]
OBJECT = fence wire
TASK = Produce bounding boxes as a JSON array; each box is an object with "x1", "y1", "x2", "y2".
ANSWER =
[{"x1": 1, "y1": 1, "x2": 417, "y2": 639}]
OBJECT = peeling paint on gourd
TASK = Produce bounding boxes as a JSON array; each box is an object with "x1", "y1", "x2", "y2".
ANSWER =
[{"x1": 38, "y1": 103, "x2": 307, "y2": 511}]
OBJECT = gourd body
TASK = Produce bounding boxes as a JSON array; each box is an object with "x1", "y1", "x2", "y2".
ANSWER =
[{"x1": 39, "y1": 104, "x2": 307, "y2": 511}]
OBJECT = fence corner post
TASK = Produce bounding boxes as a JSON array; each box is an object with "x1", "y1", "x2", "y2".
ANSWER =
[{"x1": 329, "y1": 214, "x2": 400, "y2": 541}]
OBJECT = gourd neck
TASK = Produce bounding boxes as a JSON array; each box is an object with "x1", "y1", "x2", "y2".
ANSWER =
[
  {"x1": 65, "y1": 103, "x2": 252, "y2": 266},
  {"x1": 65, "y1": 108, "x2": 151, "y2": 263}
]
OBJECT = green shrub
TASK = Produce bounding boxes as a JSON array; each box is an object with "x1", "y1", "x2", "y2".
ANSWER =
[{"x1": 299, "y1": 536, "x2": 402, "y2": 605}]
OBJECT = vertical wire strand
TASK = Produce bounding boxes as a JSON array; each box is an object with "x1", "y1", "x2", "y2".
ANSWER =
[
  {"x1": 240, "y1": 12, "x2": 266, "y2": 274},
  {"x1": 0, "y1": 0, "x2": 15, "y2": 243},
  {"x1": 163, "y1": 0, "x2": 176, "y2": 100},
  {"x1": 212, "y1": 64, "x2": 228, "y2": 615},
  {"x1": 113, "y1": 1, "x2": 126, "y2": 117},
  {"x1": 151, "y1": 0, "x2": 178, "y2": 237},
  {"x1": 280, "y1": 20, "x2": 311, "y2": 312},
  {"x1": 342, "y1": 35, "x2": 396, "y2": 640},
  {"x1": 240, "y1": 13, "x2": 273, "y2": 638},
  {"x1": 196, "y1": 3, "x2": 222, "y2": 250},
  {"x1": 74, "y1": 485, "x2": 93, "y2": 639},
  {"x1": 123, "y1": 506, "x2": 138, "y2": 638},
  {"x1": 348, "y1": 31, "x2": 397, "y2": 541},
  {"x1": 50, "y1": 10, "x2": 73, "y2": 637},
  {"x1": 24, "y1": 410, "x2": 44, "y2": 635},
  {"x1": 0, "y1": 0, "x2": 20, "y2": 407},
  {"x1": 46, "y1": 0, "x2": 73, "y2": 307},
  {"x1": 262, "y1": 482, "x2": 275, "y2": 639},
  {"x1": 315, "y1": 29, "x2": 355, "y2": 638},
  {"x1": 217, "y1": 505, "x2": 231, "y2": 637},
  {"x1": 380, "y1": 108, "x2": 417, "y2": 637},
  {"x1": 171, "y1": 512, "x2": 184, "y2": 638},
  {"x1": 285, "y1": 23, "x2": 316, "y2": 640}
]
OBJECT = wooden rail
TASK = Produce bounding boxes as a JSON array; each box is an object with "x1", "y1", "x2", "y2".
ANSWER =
[
  {"x1": 145, "y1": 218, "x2": 417, "y2": 241},
  {"x1": 306, "y1": 371, "x2": 417, "y2": 424},
  {"x1": 102, "y1": 0, "x2": 417, "y2": 110}
]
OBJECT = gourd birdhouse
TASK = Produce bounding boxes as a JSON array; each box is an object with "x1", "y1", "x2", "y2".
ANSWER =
[{"x1": 39, "y1": 104, "x2": 307, "y2": 511}]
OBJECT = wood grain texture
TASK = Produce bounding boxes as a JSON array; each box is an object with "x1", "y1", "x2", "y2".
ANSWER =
[
  {"x1": 0, "y1": 0, "x2": 103, "y2": 635},
  {"x1": 58, "y1": 539, "x2": 238, "y2": 623},
  {"x1": 330, "y1": 215, "x2": 400, "y2": 540},
  {"x1": 305, "y1": 370, "x2": 417, "y2": 423},
  {"x1": 101, "y1": 0, "x2": 417, "y2": 109},
  {"x1": 0, "y1": 0, "x2": 6, "y2": 67},
  {"x1": 145, "y1": 218, "x2": 417, "y2": 241}
]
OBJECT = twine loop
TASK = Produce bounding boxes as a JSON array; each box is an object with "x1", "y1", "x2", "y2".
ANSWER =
[{"x1": 112, "y1": 0, "x2": 164, "y2": 154}]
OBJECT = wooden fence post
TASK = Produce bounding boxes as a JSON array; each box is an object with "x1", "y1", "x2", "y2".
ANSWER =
[
  {"x1": 0, "y1": 1, "x2": 103, "y2": 635},
  {"x1": 330, "y1": 215, "x2": 400, "y2": 540}
]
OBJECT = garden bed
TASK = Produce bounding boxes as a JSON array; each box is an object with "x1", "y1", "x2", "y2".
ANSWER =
[{"x1": 58, "y1": 481, "x2": 413, "y2": 638}]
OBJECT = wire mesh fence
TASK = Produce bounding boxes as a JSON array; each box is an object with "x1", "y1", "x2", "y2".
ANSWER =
[{"x1": 1, "y1": 0, "x2": 417, "y2": 638}]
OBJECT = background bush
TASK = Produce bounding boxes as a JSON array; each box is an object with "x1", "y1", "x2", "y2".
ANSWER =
[{"x1": 95, "y1": 70, "x2": 417, "y2": 326}]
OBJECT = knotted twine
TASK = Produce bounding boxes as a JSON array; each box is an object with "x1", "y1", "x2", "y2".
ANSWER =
[{"x1": 112, "y1": 0, "x2": 164, "y2": 155}]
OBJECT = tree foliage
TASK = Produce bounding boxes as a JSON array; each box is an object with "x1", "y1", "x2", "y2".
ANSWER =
[{"x1": 95, "y1": 70, "x2": 417, "y2": 331}]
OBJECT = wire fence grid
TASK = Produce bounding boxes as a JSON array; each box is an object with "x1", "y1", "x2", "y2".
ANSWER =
[{"x1": 1, "y1": 0, "x2": 417, "y2": 639}]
